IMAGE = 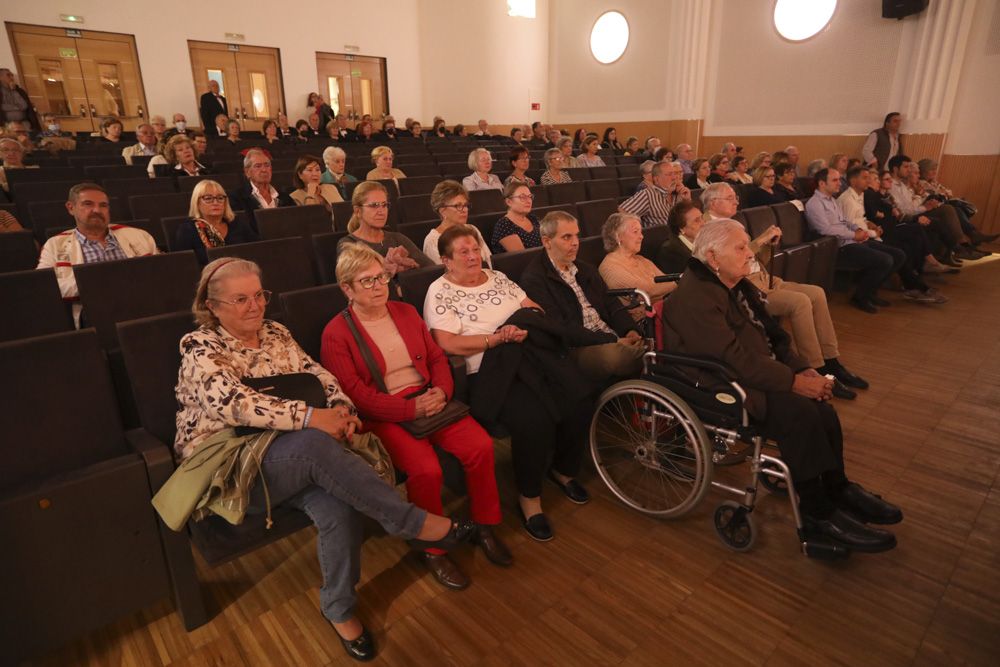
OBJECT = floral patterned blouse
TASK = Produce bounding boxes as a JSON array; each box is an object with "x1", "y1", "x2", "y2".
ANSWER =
[{"x1": 174, "y1": 320, "x2": 352, "y2": 460}]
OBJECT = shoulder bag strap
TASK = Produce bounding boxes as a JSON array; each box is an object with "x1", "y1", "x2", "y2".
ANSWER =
[{"x1": 342, "y1": 308, "x2": 390, "y2": 394}]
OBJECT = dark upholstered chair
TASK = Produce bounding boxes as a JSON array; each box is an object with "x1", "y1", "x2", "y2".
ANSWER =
[
  {"x1": 584, "y1": 179, "x2": 621, "y2": 201},
  {"x1": 0, "y1": 229, "x2": 38, "y2": 273},
  {"x1": 254, "y1": 204, "x2": 335, "y2": 241},
  {"x1": 468, "y1": 188, "x2": 506, "y2": 214},
  {"x1": 577, "y1": 198, "x2": 620, "y2": 238},
  {"x1": 546, "y1": 181, "x2": 587, "y2": 205},
  {"x1": 311, "y1": 231, "x2": 350, "y2": 284},
  {"x1": 0, "y1": 269, "x2": 73, "y2": 342},
  {"x1": 279, "y1": 284, "x2": 349, "y2": 361},
  {"x1": 206, "y1": 238, "x2": 317, "y2": 318}
]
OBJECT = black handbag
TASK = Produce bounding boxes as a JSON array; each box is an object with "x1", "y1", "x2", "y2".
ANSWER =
[
  {"x1": 342, "y1": 308, "x2": 469, "y2": 439},
  {"x1": 235, "y1": 373, "x2": 327, "y2": 436}
]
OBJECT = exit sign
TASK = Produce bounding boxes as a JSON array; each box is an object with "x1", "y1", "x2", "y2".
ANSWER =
[{"x1": 531, "y1": 102, "x2": 540, "y2": 111}]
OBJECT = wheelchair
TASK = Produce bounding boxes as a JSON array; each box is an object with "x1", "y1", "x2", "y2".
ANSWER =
[{"x1": 589, "y1": 282, "x2": 847, "y2": 559}]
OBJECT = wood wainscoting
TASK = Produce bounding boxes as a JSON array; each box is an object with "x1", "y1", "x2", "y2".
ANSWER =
[{"x1": 940, "y1": 154, "x2": 1000, "y2": 235}]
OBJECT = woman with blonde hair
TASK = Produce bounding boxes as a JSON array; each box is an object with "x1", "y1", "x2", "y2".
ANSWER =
[
  {"x1": 174, "y1": 179, "x2": 257, "y2": 264},
  {"x1": 337, "y1": 181, "x2": 432, "y2": 276},
  {"x1": 461, "y1": 148, "x2": 502, "y2": 191},
  {"x1": 366, "y1": 146, "x2": 406, "y2": 192},
  {"x1": 423, "y1": 180, "x2": 492, "y2": 265},
  {"x1": 147, "y1": 134, "x2": 209, "y2": 178}
]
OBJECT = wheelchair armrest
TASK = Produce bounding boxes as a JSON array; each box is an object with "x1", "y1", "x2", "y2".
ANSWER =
[
  {"x1": 653, "y1": 352, "x2": 738, "y2": 382},
  {"x1": 125, "y1": 427, "x2": 178, "y2": 493},
  {"x1": 448, "y1": 354, "x2": 469, "y2": 402}
]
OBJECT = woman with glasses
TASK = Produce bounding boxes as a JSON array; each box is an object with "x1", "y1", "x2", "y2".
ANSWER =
[
  {"x1": 148, "y1": 135, "x2": 211, "y2": 178},
  {"x1": 727, "y1": 155, "x2": 753, "y2": 185},
  {"x1": 366, "y1": 146, "x2": 407, "y2": 193},
  {"x1": 540, "y1": 147, "x2": 572, "y2": 185},
  {"x1": 338, "y1": 181, "x2": 432, "y2": 276},
  {"x1": 461, "y1": 148, "x2": 503, "y2": 192},
  {"x1": 706, "y1": 153, "x2": 731, "y2": 183},
  {"x1": 423, "y1": 180, "x2": 492, "y2": 266},
  {"x1": 683, "y1": 157, "x2": 712, "y2": 191},
  {"x1": 490, "y1": 182, "x2": 543, "y2": 253},
  {"x1": 290, "y1": 155, "x2": 344, "y2": 213},
  {"x1": 503, "y1": 146, "x2": 536, "y2": 187},
  {"x1": 599, "y1": 212, "x2": 676, "y2": 322},
  {"x1": 174, "y1": 179, "x2": 258, "y2": 264},
  {"x1": 554, "y1": 137, "x2": 579, "y2": 170},
  {"x1": 743, "y1": 166, "x2": 783, "y2": 209},
  {"x1": 320, "y1": 244, "x2": 510, "y2": 592}
]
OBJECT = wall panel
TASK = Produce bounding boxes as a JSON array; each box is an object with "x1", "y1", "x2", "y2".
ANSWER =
[{"x1": 939, "y1": 154, "x2": 1000, "y2": 234}]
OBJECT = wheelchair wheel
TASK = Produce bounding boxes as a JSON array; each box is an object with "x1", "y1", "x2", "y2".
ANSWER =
[
  {"x1": 590, "y1": 379, "x2": 712, "y2": 518},
  {"x1": 713, "y1": 501, "x2": 756, "y2": 552},
  {"x1": 759, "y1": 461, "x2": 789, "y2": 497}
]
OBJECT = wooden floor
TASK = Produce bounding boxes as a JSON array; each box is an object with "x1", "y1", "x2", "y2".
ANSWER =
[{"x1": 31, "y1": 250, "x2": 1000, "y2": 667}]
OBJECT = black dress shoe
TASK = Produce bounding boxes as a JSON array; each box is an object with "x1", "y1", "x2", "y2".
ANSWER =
[
  {"x1": 547, "y1": 470, "x2": 590, "y2": 504},
  {"x1": 329, "y1": 621, "x2": 376, "y2": 662},
  {"x1": 837, "y1": 482, "x2": 903, "y2": 525},
  {"x1": 408, "y1": 518, "x2": 477, "y2": 552},
  {"x1": 870, "y1": 295, "x2": 891, "y2": 307},
  {"x1": 830, "y1": 378, "x2": 857, "y2": 400},
  {"x1": 477, "y1": 525, "x2": 513, "y2": 566},
  {"x1": 941, "y1": 254, "x2": 963, "y2": 267},
  {"x1": 850, "y1": 297, "x2": 878, "y2": 314},
  {"x1": 827, "y1": 363, "x2": 869, "y2": 389},
  {"x1": 519, "y1": 508, "x2": 554, "y2": 542},
  {"x1": 802, "y1": 508, "x2": 897, "y2": 553},
  {"x1": 423, "y1": 553, "x2": 470, "y2": 590}
]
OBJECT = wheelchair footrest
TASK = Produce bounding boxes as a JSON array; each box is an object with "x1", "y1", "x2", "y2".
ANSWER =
[{"x1": 800, "y1": 536, "x2": 851, "y2": 560}]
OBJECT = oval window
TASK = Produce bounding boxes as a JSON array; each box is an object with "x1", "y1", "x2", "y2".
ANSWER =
[
  {"x1": 773, "y1": 0, "x2": 837, "y2": 42},
  {"x1": 590, "y1": 11, "x2": 629, "y2": 64}
]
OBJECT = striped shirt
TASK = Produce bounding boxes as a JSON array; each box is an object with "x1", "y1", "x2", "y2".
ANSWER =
[
  {"x1": 75, "y1": 228, "x2": 129, "y2": 264},
  {"x1": 619, "y1": 184, "x2": 677, "y2": 228},
  {"x1": 556, "y1": 263, "x2": 614, "y2": 335}
]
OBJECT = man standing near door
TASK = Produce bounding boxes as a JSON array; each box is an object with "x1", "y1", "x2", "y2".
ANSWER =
[
  {"x1": 0, "y1": 68, "x2": 40, "y2": 132},
  {"x1": 199, "y1": 80, "x2": 228, "y2": 131}
]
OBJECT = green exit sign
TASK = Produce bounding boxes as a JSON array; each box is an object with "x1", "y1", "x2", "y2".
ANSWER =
[
  {"x1": 351, "y1": 69, "x2": 362, "y2": 76},
  {"x1": 59, "y1": 48, "x2": 78, "y2": 58}
]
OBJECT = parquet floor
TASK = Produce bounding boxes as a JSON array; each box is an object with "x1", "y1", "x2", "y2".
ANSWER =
[{"x1": 30, "y1": 251, "x2": 1000, "y2": 667}]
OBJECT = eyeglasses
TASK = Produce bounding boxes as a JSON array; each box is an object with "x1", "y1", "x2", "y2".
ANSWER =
[
  {"x1": 510, "y1": 194, "x2": 534, "y2": 201},
  {"x1": 249, "y1": 162, "x2": 271, "y2": 169},
  {"x1": 362, "y1": 202, "x2": 390, "y2": 210},
  {"x1": 355, "y1": 272, "x2": 392, "y2": 289},
  {"x1": 212, "y1": 290, "x2": 272, "y2": 308},
  {"x1": 441, "y1": 203, "x2": 470, "y2": 211},
  {"x1": 200, "y1": 195, "x2": 227, "y2": 203}
]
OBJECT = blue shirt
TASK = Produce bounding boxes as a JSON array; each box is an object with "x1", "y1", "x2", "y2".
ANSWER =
[
  {"x1": 805, "y1": 190, "x2": 861, "y2": 247},
  {"x1": 75, "y1": 228, "x2": 128, "y2": 264}
]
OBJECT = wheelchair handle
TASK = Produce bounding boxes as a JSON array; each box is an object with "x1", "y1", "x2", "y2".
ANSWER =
[
  {"x1": 607, "y1": 287, "x2": 654, "y2": 310},
  {"x1": 654, "y1": 274, "x2": 682, "y2": 283}
]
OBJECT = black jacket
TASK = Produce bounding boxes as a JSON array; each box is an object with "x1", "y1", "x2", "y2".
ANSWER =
[
  {"x1": 228, "y1": 181, "x2": 294, "y2": 233},
  {"x1": 199, "y1": 92, "x2": 228, "y2": 131},
  {"x1": 519, "y1": 252, "x2": 639, "y2": 348}
]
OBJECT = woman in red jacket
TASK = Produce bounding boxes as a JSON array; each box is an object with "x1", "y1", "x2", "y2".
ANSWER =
[{"x1": 321, "y1": 243, "x2": 510, "y2": 590}]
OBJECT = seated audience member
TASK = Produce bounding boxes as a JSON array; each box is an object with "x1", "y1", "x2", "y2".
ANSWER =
[
  {"x1": 474, "y1": 119, "x2": 491, "y2": 137},
  {"x1": 320, "y1": 146, "x2": 358, "y2": 200},
  {"x1": 887, "y1": 155, "x2": 978, "y2": 262},
  {"x1": 378, "y1": 116, "x2": 399, "y2": 141},
  {"x1": 653, "y1": 147, "x2": 676, "y2": 163},
  {"x1": 623, "y1": 136, "x2": 641, "y2": 156},
  {"x1": 366, "y1": 146, "x2": 406, "y2": 190},
  {"x1": 706, "y1": 153, "x2": 730, "y2": 183},
  {"x1": 431, "y1": 118, "x2": 448, "y2": 138},
  {"x1": 527, "y1": 121, "x2": 547, "y2": 147},
  {"x1": 354, "y1": 121, "x2": 376, "y2": 143},
  {"x1": 663, "y1": 219, "x2": 902, "y2": 553},
  {"x1": 784, "y1": 145, "x2": 802, "y2": 174},
  {"x1": 199, "y1": 81, "x2": 228, "y2": 132},
  {"x1": 0, "y1": 68, "x2": 40, "y2": 131},
  {"x1": 829, "y1": 153, "x2": 849, "y2": 193},
  {"x1": 721, "y1": 142, "x2": 738, "y2": 161},
  {"x1": 122, "y1": 123, "x2": 159, "y2": 165},
  {"x1": 576, "y1": 136, "x2": 606, "y2": 167},
  {"x1": 321, "y1": 245, "x2": 510, "y2": 590},
  {"x1": 743, "y1": 166, "x2": 783, "y2": 208},
  {"x1": 599, "y1": 212, "x2": 676, "y2": 322},
  {"x1": 174, "y1": 179, "x2": 258, "y2": 265},
  {"x1": 556, "y1": 137, "x2": 579, "y2": 168},
  {"x1": 190, "y1": 131, "x2": 209, "y2": 163},
  {"x1": 504, "y1": 146, "x2": 536, "y2": 187},
  {"x1": 166, "y1": 257, "x2": 473, "y2": 662},
  {"x1": 545, "y1": 128, "x2": 563, "y2": 150},
  {"x1": 619, "y1": 161, "x2": 691, "y2": 228},
  {"x1": 807, "y1": 168, "x2": 904, "y2": 314},
  {"x1": 750, "y1": 151, "x2": 772, "y2": 172},
  {"x1": 5, "y1": 120, "x2": 35, "y2": 154},
  {"x1": 602, "y1": 127, "x2": 624, "y2": 154},
  {"x1": 210, "y1": 114, "x2": 230, "y2": 140},
  {"x1": 491, "y1": 182, "x2": 542, "y2": 253},
  {"x1": 462, "y1": 148, "x2": 502, "y2": 191},
  {"x1": 510, "y1": 127, "x2": 525, "y2": 144},
  {"x1": 657, "y1": 200, "x2": 702, "y2": 274},
  {"x1": 261, "y1": 120, "x2": 281, "y2": 145},
  {"x1": 162, "y1": 113, "x2": 189, "y2": 141},
  {"x1": 917, "y1": 158, "x2": 997, "y2": 246},
  {"x1": 424, "y1": 180, "x2": 491, "y2": 266},
  {"x1": 639, "y1": 137, "x2": 661, "y2": 161},
  {"x1": 276, "y1": 112, "x2": 297, "y2": 140},
  {"x1": 520, "y1": 212, "x2": 644, "y2": 384},
  {"x1": 727, "y1": 155, "x2": 753, "y2": 184},
  {"x1": 806, "y1": 159, "x2": 827, "y2": 179},
  {"x1": 0, "y1": 136, "x2": 37, "y2": 194},
  {"x1": 99, "y1": 117, "x2": 124, "y2": 143},
  {"x1": 37, "y1": 183, "x2": 157, "y2": 323},
  {"x1": 541, "y1": 147, "x2": 572, "y2": 185},
  {"x1": 225, "y1": 120, "x2": 243, "y2": 145},
  {"x1": 425, "y1": 225, "x2": 593, "y2": 541},
  {"x1": 338, "y1": 181, "x2": 432, "y2": 272},
  {"x1": 407, "y1": 121, "x2": 424, "y2": 139},
  {"x1": 704, "y1": 183, "x2": 868, "y2": 396},
  {"x1": 291, "y1": 154, "x2": 344, "y2": 214},
  {"x1": 148, "y1": 135, "x2": 210, "y2": 178},
  {"x1": 630, "y1": 159, "x2": 654, "y2": 193},
  {"x1": 683, "y1": 158, "x2": 711, "y2": 190},
  {"x1": 37, "y1": 113, "x2": 73, "y2": 147},
  {"x1": 453, "y1": 124, "x2": 468, "y2": 138},
  {"x1": 571, "y1": 129, "x2": 588, "y2": 148},
  {"x1": 773, "y1": 161, "x2": 804, "y2": 202},
  {"x1": 303, "y1": 113, "x2": 321, "y2": 137},
  {"x1": 862, "y1": 112, "x2": 903, "y2": 169},
  {"x1": 838, "y1": 166, "x2": 945, "y2": 304},
  {"x1": 0, "y1": 207, "x2": 25, "y2": 232},
  {"x1": 149, "y1": 115, "x2": 167, "y2": 143},
  {"x1": 675, "y1": 143, "x2": 695, "y2": 174},
  {"x1": 771, "y1": 149, "x2": 790, "y2": 165},
  {"x1": 229, "y1": 148, "x2": 293, "y2": 228}
]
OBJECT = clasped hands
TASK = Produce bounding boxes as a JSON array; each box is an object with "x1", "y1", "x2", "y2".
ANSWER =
[
  {"x1": 309, "y1": 402, "x2": 363, "y2": 441},
  {"x1": 792, "y1": 368, "x2": 834, "y2": 402},
  {"x1": 414, "y1": 386, "x2": 448, "y2": 418},
  {"x1": 384, "y1": 246, "x2": 418, "y2": 275}
]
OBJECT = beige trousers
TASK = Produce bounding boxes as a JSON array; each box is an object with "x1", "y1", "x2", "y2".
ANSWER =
[{"x1": 764, "y1": 278, "x2": 840, "y2": 368}]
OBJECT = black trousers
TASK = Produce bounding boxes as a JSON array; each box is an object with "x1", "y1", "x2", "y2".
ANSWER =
[
  {"x1": 761, "y1": 391, "x2": 844, "y2": 484},
  {"x1": 884, "y1": 223, "x2": 931, "y2": 290},
  {"x1": 837, "y1": 240, "x2": 904, "y2": 301}
]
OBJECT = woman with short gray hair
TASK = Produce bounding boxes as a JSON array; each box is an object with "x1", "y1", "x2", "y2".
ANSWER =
[
  {"x1": 541, "y1": 147, "x2": 572, "y2": 185},
  {"x1": 598, "y1": 212, "x2": 675, "y2": 322},
  {"x1": 320, "y1": 145, "x2": 357, "y2": 199},
  {"x1": 462, "y1": 148, "x2": 502, "y2": 191}
]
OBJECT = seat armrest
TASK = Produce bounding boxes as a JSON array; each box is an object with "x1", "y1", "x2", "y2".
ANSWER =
[
  {"x1": 125, "y1": 428, "x2": 177, "y2": 493},
  {"x1": 448, "y1": 354, "x2": 469, "y2": 402},
  {"x1": 654, "y1": 352, "x2": 738, "y2": 382}
]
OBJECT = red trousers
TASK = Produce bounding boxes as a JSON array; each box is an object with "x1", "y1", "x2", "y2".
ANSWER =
[{"x1": 366, "y1": 415, "x2": 501, "y2": 552}]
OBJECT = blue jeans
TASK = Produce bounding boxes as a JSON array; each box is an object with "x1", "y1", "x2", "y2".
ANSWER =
[{"x1": 247, "y1": 429, "x2": 426, "y2": 622}]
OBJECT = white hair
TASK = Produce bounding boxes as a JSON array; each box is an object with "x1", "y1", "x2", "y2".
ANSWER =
[
  {"x1": 322, "y1": 145, "x2": 346, "y2": 166},
  {"x1": 467, "y1": 147, "x2": 492, "y2": 171},
  {"x1": 691, "y1": 219, "x2": 745, "y2": 263},
  {"x1": 242, "y1": 148, "x2": 270, "y2": 170},
  {"x1": 700, "y1": 182, "x2": 734, "y2": 210}
]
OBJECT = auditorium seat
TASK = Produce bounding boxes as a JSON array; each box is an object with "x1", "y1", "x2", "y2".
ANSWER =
[
  {"x1": 254, "y1": 204, "x2": 334, "y2": 241},
  {"x1": 104, "y1": 177, "x2": 177, "y2": 198},
  {"x1": 772, "y1": 202, "x2": 837, "y2": 292},
  {"x1": 401, "y1": 163, "x2": 443, "y2": 178},
  {"x1": 589, "y1": 166, "x2": 618, "y2": 180},
  {"x1": 0, "y1": 269, "x2": 73, "y2": 342},
  {"x1": 398, "y1": 194, "x2": 437, "y2": 224},
  {"x1": 639, "y1": 224, "x2": 671, "y2": 261},
  {"x1": 577, "y1": 235, "x2": 605, "y2": 267},
  {"x1": 279, "y1": 284, "x2": 349, "y2": 361},
  {"x1": 577, "y1": 198, "x2": 620, "y2": 237},
  {"x1": 207, "y1": 238, "x2": 317, "y2": 317},
  {"x1": 0, "y1": 329, "x2": 197, "y2": 663},
  {"x1": 312, "y1": 231, "x2": 350, "y2": 284},
  {"x1": 66, "y1": 155, "x2": 125, "y2": 168},
  {"x1": 399, "y1": 220, "x2": 437, "y2": 247},
  {"x1": 781, "y1": 243, "x2": 814, "y2": 284},
  {"x1": 0, "y1": 229, "x2": 38, "y2": 274},
  {"x1": 398, "y1": 175, "x2": 444, "y2": 196},
  {"x1": 547, "y1": 181, "x2": 587, "y2": 205},
  {"x1": 618, "y1": 176, "x2": 641, "y2": 195},
  {"x1": 468, "y1": 188, "x2": 506, "y2": 214},
  {"x1": 4, "y1": 167, "x2": 84, "y2": 189},
  {"x1": 564, "y1": 167, "x2": 591, "y2": 181},
  {"x1": 177, "y1": 173, "x2": 242, "y2": 193},
  {"x1": 741, "y1": 205, "x2": 778, "y2": 239},
  {"x1": 585, "y1": 179, "x2": 621, "y2": 201},
  {"x1": 397, "y1": 264, "x2": 445, "y2": 312},
  {"x1": 616, "y1": 164, "x2": 640, "y2": 178},
  {"x1": 84, "y1": 165, "x2": 149, "y2": 181},
  {"x1": 128, "y1": 192, "x2": 192, "y2": 235},
  {"x1": 492, "y1": 246, "x2": 544, "y2": 283},
  {"x1": 12, "y1": 180, "x2": 80, "y2": 223}
]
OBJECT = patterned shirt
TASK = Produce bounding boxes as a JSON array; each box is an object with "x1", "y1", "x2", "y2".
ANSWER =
[
  {"x1": 540, "y1": 170, "x2": 572, "y2": 185},
  {"x1": 75, "y1": 228, "x2": 129, "y2": 264},
  {"x1": 619, "y1": 184, "x2": 677, "y2": 228},
  {"x1": 555, "y1": 263, "x2": 614, "y2": 335}
]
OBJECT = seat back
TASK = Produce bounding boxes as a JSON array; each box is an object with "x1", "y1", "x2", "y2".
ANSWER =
[
  {"x1": 74, "y1": 251, "x2": 201, "y2": 348},
  {"x1": 279, "y1": 284, "x2": 349, "y2": 361},
  {"x1": 254, "y1": 204, "x2": 334, "y2": 241},
  {"x1": 468, "y1": 188, "x2": 506, "y2": 214},
  {"x1": 547, "y1": 181, "x2": 587, "y2": 205},
  {"x1": 397, "y1": 175, "x2": 442, "y2": 195},
  {"x1": 577, "y1": 235, "x2": 606, "y2": 268},
  {"x1": 492, "y1": 246, "x2": 543, "y2": 283},
  {"x1": 84, "y1": 165, "x2": 149, "y2": 182},
  {"x1": 397, "y1": 194, "x2": 436, "y2": 223},
  {"x1": 639, "y1": 224, "x2": 671, "y2": 261},
  {"x1": 206, "y1": 238, "x2": 317, "y2": 316},
  {"x1": 0, "y1": 269, "x2": 73, "y2": 342},
  {"x1": 740, "y1": 206, "x2": 778, "y2": 239},
  {"x1": 177, "y1": 172, "x2": 243, "y2": 193},
  {"x1": 13, "y1": 180, "x2": 80, "y2": 224},
  {"x1": 27, "y1": 198, "x2": 127, "y2": 243},
  {"x1": 577, "y1": 199, "x2": 619, "y2": 237},
  {"x1": 772, "y1": 202, "x2": 806, "y2": 246},
  {"x1": 128, "y1": 192, "x2": 192, "y2": 232},
  {"x1": 585, "y1": 179, "x2": 620, "y2": 201},
  {"x1": 311, "y1": 231, "x2": 350, "y2": 283},
  {"x1": 0, "y1": 229, "x2": 38, "y2": 273},
  {"x1": 397, "y1": 264, "x2": 446, "y2": 312},
  {"x1": 589, "y1": 166, "x2": 618, "y2": 180},
  {"x1": 104, "y1": 177, "x2": 176, "y2": 198}
]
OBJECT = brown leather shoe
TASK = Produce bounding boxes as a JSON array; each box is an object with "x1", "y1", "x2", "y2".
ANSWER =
[
  {"x1": 477, "y1": 525, "x2": 513, "y2": 567},
  {"x1": 423, "y1": 553, "x2": 470, "y2": 590}
]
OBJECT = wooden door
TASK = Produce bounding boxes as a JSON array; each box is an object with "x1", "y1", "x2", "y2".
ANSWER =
[
  {"x1": 316, "y1": 53, "x2": 388, "y2": 122},
  {"x1": 6, "y1": 23, "x2": 148, "y2": 133},
  {"x1": 188, "y1": 41, "x2": 285, "y2": 133}
]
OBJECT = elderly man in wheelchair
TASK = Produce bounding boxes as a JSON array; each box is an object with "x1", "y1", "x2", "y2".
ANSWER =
[{"x1": 591, "y1": 218, "x2": 902, "y2": 558}]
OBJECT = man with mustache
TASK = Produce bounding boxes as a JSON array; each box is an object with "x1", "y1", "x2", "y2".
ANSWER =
[{"x1": 37, "y1": 182, "x2": 158, "y2": 325}]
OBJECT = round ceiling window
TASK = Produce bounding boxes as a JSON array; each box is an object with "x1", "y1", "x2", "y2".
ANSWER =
[
  {"x1": 590, "y1": 11, "x2": 629, "y2": 64},
  {"x1": 773, "y1": 0, "x2": 837, "y2": 42}
]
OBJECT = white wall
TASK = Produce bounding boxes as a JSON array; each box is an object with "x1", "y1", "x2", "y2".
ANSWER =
[
  {"x1": 945, "y1": 0, "x2": 1000, "y2": 154},
  {"x1": 0, "y1": 0, "x2": 425, "y2": 126},
  {"x1": 415, "y1": 0, "x2": 549, "y2": 125}
]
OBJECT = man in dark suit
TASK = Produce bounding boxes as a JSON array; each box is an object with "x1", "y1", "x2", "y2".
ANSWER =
[
  {"x1": 199, "y1": 81, "x2": 228, "y2": 131},
  {"x1": 228, "y1": 148, "x2": 293, "y2": 234}
]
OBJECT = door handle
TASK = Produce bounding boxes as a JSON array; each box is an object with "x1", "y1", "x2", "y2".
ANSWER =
[
  {"x1": 137, "y1": 105, "x2": 144, "y2": 119},
  {"x1": 90, "y1": 104, "x2": 98, "y2": 117},
  {"x1": 242, "y1": 107, "x2": 248, "y2": 121},
  {"x1": 79, "y1": 104, "x2": 87, "y2": 118}
]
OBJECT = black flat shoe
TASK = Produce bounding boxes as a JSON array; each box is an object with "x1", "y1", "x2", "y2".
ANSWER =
[
  {"x1": 870, "y1": 295, "x2": 891, "y2": 307},
  {"x1": 830, "y1": 378, "x2": 857, "y2": 400},
  {"x1": 547, "y1": 470, "x2": 590, "y2": 504},
  {"x1": 828, "y1": 363, "x2": 869, "y2": 390},
  {"x1": 851, "y1": 298, "x2": 878, "y2": 314},
  {"x1": 407, "y1": 518, "x2": 477, "y2": 552},
  {"x1": 837, "y1": 482, "x2": 903, "y2": 525},
  {"x1": 328, "y1": 621, "x2": 376, "y2": 662},
  {"x1": 519, "y1": 507, "x2": 554, "y2": 542},
  {"x1": 802, "y1": 508, "x2": 897, "y2": 553}
]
